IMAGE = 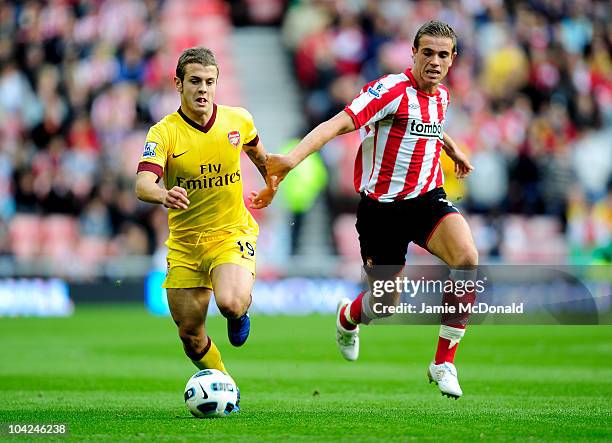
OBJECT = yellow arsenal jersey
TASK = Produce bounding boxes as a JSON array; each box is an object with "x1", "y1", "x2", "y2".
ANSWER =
[{"x1": 137, "y1": 104, "x2": 259, "y2": 242}]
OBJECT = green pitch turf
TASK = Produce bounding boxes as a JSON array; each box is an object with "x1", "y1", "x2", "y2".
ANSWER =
[{"x1": 0, "y1": 304, "x2": 610, "y2": 442}]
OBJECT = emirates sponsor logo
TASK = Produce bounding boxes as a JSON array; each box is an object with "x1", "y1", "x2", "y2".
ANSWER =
[
  {"x1": 409, "y1": 119, "x2": 443, "y2": 139},
  {"x1": 175, "y1": 163, "x2": 241, "y2": 190},
  {"x1": 176, "y1": 170, "x2": 241, "y2": 190}
]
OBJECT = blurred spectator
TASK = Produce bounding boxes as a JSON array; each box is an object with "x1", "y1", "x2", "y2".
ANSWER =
[
  {"x1": 278, "y1": 138, "x2": 328, "y2": 255},
  {"x1": 282, "y1": 0, "x2": 612, "y2": 263},
  {"x1": 1, "y1": 0, "x2": 169, "y2": 268},
  {"x1": 80, "y1": 197, "x2": 112, "y2": 239},
  {"x1": 281, "y1": 0, "x2": 334, "y2": 51},
  {"x1": 466, "y1": 146, "x2": 508, "y2": 212},
  {"x1": 2, "y1": 0, "x2": 611, "y2": 270},
  {"x1": 567, "y1": 186, "x2": 611, "y2": 263}
]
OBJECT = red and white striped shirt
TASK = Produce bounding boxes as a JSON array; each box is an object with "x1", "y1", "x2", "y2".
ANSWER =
[{"x1": 344, "y1": 69, "x2": 450, "y2": 202}]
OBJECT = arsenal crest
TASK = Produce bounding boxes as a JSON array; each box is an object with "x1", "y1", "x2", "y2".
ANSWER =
[{"x1": 228, "y1": 131, "x2": 241, "y2": 147}]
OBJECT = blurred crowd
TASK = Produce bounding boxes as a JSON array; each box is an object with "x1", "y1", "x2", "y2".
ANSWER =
[
  {"x1": 0, "y1": 0, "x2": 181, "y2": 264},
  {"x1": 0, "y1": 0, "x2": 610, "y2": 272},
  {"x1": 281, "y1": 0, "x2": 612, "y2": 263}
]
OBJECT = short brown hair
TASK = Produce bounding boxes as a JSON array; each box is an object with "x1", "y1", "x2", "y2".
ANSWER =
[
  {"x1": 175, "y1": 47, "x2": 218, "y2": 81},
  {"x1": 413, "y1": 20, "x2": 457, "y2": 53}
]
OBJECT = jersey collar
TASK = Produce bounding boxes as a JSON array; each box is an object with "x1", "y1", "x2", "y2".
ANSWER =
[
  {"x1": 405, "y1": 69, "x2": 441, "y2": 97},
  {"x1": 178, "y1": 103, "x2": 217, "y2": 133}
]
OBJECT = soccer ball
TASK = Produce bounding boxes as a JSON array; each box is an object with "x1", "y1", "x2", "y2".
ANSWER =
[{"x1": 184, "y1": 369, "x2": 239, "y2": 418}]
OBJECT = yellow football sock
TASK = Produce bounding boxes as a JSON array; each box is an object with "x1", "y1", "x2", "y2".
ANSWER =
[{"x1": 192, "y1": 338, "x2": 227, "y2": 373}]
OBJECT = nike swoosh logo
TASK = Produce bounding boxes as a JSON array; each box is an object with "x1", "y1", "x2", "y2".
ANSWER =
[
  {"x1": 198, "y1": 382, "x2": 208, "y2": 399},
  {"x1": 172, "y1": 151, "x2": 189, "y2": 159}
]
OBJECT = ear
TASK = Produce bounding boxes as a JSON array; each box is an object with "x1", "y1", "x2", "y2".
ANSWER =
[
  {"x1": 449, "y1": 51, "x2": 457, "y2": 67},
  {"x1": 412, "y1": 46, "x2": 417, "y2": 57},
  {"x1": 174, "y1": 76, "x2": 182, "y2": 93}
]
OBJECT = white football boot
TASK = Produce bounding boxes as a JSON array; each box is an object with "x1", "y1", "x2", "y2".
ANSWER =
[
  {"x1": 336, "y1": 297, "x2": 359, "y2": 361},
  {"x1": 428, "y1": 361, "x2": 463, "y2": 399}
]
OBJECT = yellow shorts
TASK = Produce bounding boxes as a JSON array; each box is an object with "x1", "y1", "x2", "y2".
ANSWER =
[{"x1": 163, "y1": 230, "x2": 257, "y2": 290}]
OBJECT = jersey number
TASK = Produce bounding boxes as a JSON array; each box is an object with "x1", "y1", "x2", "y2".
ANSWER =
[{"x1": 237, "y1": 241, "x2": 255, "y2": 257}]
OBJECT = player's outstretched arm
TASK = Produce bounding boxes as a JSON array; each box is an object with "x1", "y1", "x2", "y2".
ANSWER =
[
  {"x1": 244, "y1": 139, "x2": 277, "y2": 209},
  {"x1": 442, "y1": 132, "x2": 474, "y2": 179},
  {"x1": 243, "y1": 139, "x2": 270, "y2": 182},
  {"x1": 135, "y1": 171, "x2": 190, "y2": 209},
  {"x1": 266, "y1": 110, "x2": 356, "y2": 186}
]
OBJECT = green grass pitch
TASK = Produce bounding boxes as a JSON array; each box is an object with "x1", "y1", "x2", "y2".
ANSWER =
[{"x1": 0, "y1": 304, "x2": 610, "y2": 442}]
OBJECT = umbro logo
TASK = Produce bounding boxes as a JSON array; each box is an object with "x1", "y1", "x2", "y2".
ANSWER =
[
  {"x1": 172, "y1": 150, "x2": 189, "y2": 159},
  {"x1": 409, "y1": 103, "x2": 420, "y2": 109}
]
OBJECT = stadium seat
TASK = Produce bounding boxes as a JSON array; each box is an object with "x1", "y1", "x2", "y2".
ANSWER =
[
  {"x1": 40, "y1": 215, "x2": 79, "y2": 260},
  {"x1": 75, "y1": 237, "x2": 109, "y2": 278},
  {"x1": 9, "y1": 214, "x2": 42, "y2": 259},
  {"x1": 333, "y1": 214, "x2": 361, "y2": 260},
  {"x1": 78, "y1": 237, "x2": 108, "y2": 263},
  {"x1": 501, "y1": 215, "x2": 566, "y2": 263}
]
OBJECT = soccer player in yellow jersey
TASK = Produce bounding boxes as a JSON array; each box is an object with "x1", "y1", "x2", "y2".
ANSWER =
[{"x1": 135, "y1": 47, "x2": 275, "y2": 380}]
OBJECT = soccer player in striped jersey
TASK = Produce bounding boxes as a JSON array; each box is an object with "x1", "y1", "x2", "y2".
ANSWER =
[
  {"x1": 267, "y1": 21, "x2": 477, "y2": 399},
  {"x1": 135, "y1": 47, "x2": 276, "y2": 392}
]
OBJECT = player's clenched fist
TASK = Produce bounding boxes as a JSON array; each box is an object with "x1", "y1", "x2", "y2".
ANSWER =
[
  {"x1": 265, "y1": 153, "x2": 295, "y2": 187},
  {"x1": 163, "y1": 186, "x2": 190, "y2": 209}
]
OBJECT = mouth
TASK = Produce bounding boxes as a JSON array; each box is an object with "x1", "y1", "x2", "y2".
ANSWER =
[
  {"x1": 425, "y1": 69, "x2": 441, "y2": 76},
  {"x1": 195, "y1": 97, "x2": 207, "y2": 106}
]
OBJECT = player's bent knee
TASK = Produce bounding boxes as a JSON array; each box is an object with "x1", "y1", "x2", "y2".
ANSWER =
[
  {"x1": 216, "y1": 297, "x2": 247, "y2": 319},
  {"x1": 450, "y1": 247, "x2": 479, "y2": 268}
]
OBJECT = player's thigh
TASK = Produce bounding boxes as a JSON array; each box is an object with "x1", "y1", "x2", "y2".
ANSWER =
[
  {"x1": 426, "y1": 213, "x2": 478, "y2": 268},
  {"x1": 164, "y1": 245, "x2": 214, "y2": 290},
  {"x1": 356, "y1": 196, "x2": 409, "y2": 277},
  {"x1": 167, "y1": 287, "x2": 213, "y2": 333},
  {"x1": 210, "y1": 263, "x2": 254, "y2": 310}
]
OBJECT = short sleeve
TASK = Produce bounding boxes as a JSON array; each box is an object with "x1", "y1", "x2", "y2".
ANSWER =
[
  {"x1": 238, "y1": 108, "x2": 259, "y2": 147},
  {"x1": 137, "y1": 124, "x2": 169, "y2": 179},
  {"x1": 344, "y1": 76, "x2": 406, "y2": 129}
]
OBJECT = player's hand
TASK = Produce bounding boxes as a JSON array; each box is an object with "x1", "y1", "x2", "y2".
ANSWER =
[
  {"x1": 248, "y1": 185, "x2": 276, "y2": 209},
  {"x1": 163, "y1": 186, "x2": 189, "y2": 209},
  {"x1": 450, "y1": 150, "x2": 474, "y2": 179},
  {"x1": 265, "y1": 153, "x2": 295, "y2": 188}
]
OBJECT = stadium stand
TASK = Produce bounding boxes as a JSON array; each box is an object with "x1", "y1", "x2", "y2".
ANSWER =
[
  {"x1": 281, "y1": 0, "x2": 611, "y2": 264},
  {"x1": 0, "y1": 0, "x2": 610, "y2": 281}
]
